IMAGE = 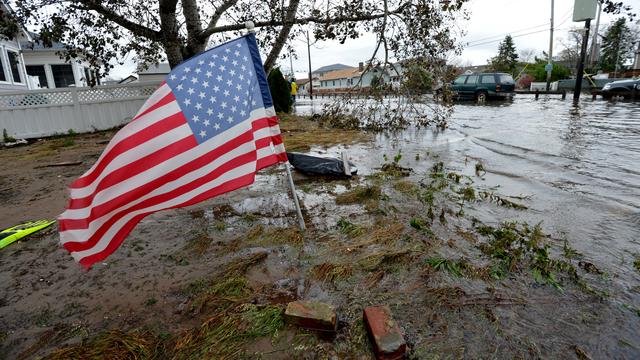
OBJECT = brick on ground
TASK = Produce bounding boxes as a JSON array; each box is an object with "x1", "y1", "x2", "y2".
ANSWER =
[
  {"x1": 363, "y1": 305, "x2": 406, "y2": 360},
  {"x1": 284, "y1": 300, "x2": 337, "y2": 331}
]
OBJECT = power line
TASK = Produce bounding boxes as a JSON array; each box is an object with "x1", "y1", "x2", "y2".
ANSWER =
[
  {"x1": 466, "y1": 27, "x2": 570, "y2": 48},
  {"x1": 466, "y1": 23, "x2": 550, "y2": 44}
]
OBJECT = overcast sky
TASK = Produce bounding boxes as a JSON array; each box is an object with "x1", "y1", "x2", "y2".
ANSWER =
[{"x1": 112, "y1": 0, "x2": 639, "y2": 79}]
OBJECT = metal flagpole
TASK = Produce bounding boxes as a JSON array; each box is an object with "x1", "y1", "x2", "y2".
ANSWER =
[{"x1": 245, "y1": 21, "x2": 306, "y2": 231}]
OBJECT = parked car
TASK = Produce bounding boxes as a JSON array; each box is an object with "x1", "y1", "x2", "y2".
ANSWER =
[
  {"x1": 443, "y1": 73, "x2": 515, "y2": 101},
  {"x1": 601, "y1": 78, "x2": 639, "y2": 100}
]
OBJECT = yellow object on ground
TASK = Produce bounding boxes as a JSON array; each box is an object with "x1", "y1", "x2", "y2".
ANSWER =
[{"x1": 0, "y1": 219, "x2": 55, "y2": 249}]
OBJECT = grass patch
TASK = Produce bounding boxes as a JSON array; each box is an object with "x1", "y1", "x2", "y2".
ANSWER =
[
  {"x1": 424, "y1": 257, "x2": 468, "y2": 278},
  {"x1": 46, "y1": 330, "x2": 160, "y2": 360},
  {"x1": 337, "y1": 218, "x2": 364, "y2": 238},
  {"x1": 172, "y1": 304, "x2": 283, "y2": 359},
  {"x1": 393, "y1": 180, "x2": 419, "y2": 195},
  {"x1": 335, "y1": 185, "x2": 383, "y2": 211},
  {"x1": 311, "y1": 262, "x2": 353, "y2": 284},
  {"x1": 358, "y1": 249, "x2": 411, "y2": 270},
  {"x1": 633, "y1": 255, "x2": 640, "y2": 273},
  {"x1": 478, "y1": 191, "x2": 528, "y2": 210},
  {"x1": 278, "y1": 114, "x2": 371, "y2": 152}
]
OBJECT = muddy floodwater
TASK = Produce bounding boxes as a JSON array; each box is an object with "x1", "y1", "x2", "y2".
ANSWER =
[
  {"x1": 1, "y1": 95, "x2": 639, "y2": 359},
  {"x1": 295, "y1": 95, "x2": 640, "y2": 355}
]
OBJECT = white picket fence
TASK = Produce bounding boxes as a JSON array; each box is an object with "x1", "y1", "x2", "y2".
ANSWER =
[{"x1": 0, "y1": 81, "x2": 162, "y2": 139}]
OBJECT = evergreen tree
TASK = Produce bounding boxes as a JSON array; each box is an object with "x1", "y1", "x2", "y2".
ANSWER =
[
  {"x1": 599, "y1": 18, "x2": 634, "y2": 73},
  {"x1": 267, "y1": 68, "x2": 292, "y2": 113},
  {"x1": 489, "y1": 35, "x2": 519, "y2": 74}
]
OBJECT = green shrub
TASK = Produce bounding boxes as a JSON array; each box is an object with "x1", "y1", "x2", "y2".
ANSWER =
[{"x1": 267, "y1": 67, "x2": 291, "y2": 113}]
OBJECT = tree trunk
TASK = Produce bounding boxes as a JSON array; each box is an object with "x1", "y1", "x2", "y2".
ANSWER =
[
  {"x1": 262, "y1": 0, "x2": 301, "y2": 73},
  {"x1": 159, "y1": 0, "x2": 183, "y2": 68}
]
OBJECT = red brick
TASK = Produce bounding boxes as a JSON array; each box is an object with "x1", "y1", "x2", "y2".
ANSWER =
[
  {"x1": 284, "y1": 300, "x2": 337, "y2": 331},
  {"x1": 363, "y1": 305, "x2": 406, "y2": 360}
]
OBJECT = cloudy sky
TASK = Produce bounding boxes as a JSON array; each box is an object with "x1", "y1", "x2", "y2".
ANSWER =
[
  {"x1": 112, "y1": 0, "x2": 638, "y2": 79},
  {"x1": 281, "y1": 0, "x2": 639, "y2": 79}
]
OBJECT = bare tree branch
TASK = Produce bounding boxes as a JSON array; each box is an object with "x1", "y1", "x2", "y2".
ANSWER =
[
  {"x1": 77, "y1": 1, "x2": 162, "y2": 41},
  {"x1": 263, "y1": 0, "x2": 301, "y2": 72}
]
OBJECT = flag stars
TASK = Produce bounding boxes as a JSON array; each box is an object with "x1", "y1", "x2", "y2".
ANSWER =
[
  {"x1": 176, "y1": 84, "x2": 183, "y2": 91},
  {"x1": 231, "y1": 105, "x2": 237, "y2": 112},
  {"x1": 195, "y1": 67, "x2": 201, "y2": 74},
  {"x1": 232, "y1": 60, "x2": 238, "y2": 66},
  {"x1": 202, "y1": 81, "x2": 209, "y2": 88},
  {"x1": 191, "y1": 77, "x2": 198, "y2": 84},
  {"x1": 234, "y1": 50, "x2": 240, "y2": 57},
  {"x1": 187, "y1": 88, "x2": 195, "y2": 95},
  {"x1": 214, "y1": 123, "x2": 221, "y2": 130},
  {"x1": 251, "y1": 100, "x2": 257, "y2": 106},
  {"x1": 206, "y1": 71, "x2": 212, "y2": 78},
  {"x1": 243, "y1": 56, "x2": 248, "y2": 62},
  {"x1": 224, "y1": 90, "x2": 230, "y2": 96},
  {"x1": 183, "y1": 99, "x2": 191, "y2": 106},
  {"x1": 241, "y1": 65, "x2": 247, "y2": 71},
  {"x1": 199, "y1": 130, "x2": 206, "y2": 138},
  {"x1": 184, "y1": 67, "x2": 191, "y2": 73},
  {"x1": 195, "y1": 103, "x2": 202, "y2": 110},
  {"x1": 170, "y1": 74, "x2": 177, "y2": 80},
  {"x1": 236, "y1": 84, "x2": 243, "y2": 91},
  {"x1": 213, "y1": 85, "x2": 220, "y2": 92},
  {"x1": 209, "y1": 96, "x2": 217, "y2": 103},
  {"x1": 225, "y1": 48, "x2": 231, "y2": 53},
  {"x1": 226, "y1": 79, "x2": 233, "y2": 87},
  {"x1": 199, "y1": 92, "x2": 206, "y2": 99},
  {"x1": 230, "y1": 70, "x2": 236, "y2": 76},
  {"x1": 240, "y1": 110, "x2": 246, "y2": 116},
  {"x1": 207, "y1": 108, "x2": 214, "y2": 115},
  {"x1": 217, "y1": 112, "x2": 224, "y2": 119},
  {"x1": 181, "y1": 75, "x2": 187, "y2": 81},
  {"x1": 227, "y1": 116, "x2": 234, "y2": 123},
  {"x1": 243, "y1": 100, "x2": 248, "y2": 106},
  {"x1": 216, "y1": 75, "x2": 223, "y2": 82},
  {"x1": 239, "y1": 74, "x2": 244, "y2": 80},
  {"x1": 193, "y1": 115, "x2": 200, "y2": 122},
  {"x1": 234, "y1": 95, "x2": 240, "y2": 102},
  {"x1": 209, "y1": 61, "x2": 215, "y2": 67},
  {"x1": 198, "y1": 60, "x2": 204, "y2": 65},
  {"x1": 203, "y1": 119, "x2": 210, "y2": 126},
  {"x1": 222, "y1": 55, "x2": 229, "y2": 62},
  {"x1": 221, "y1": 102, "x2": 228, "y2": 109}
]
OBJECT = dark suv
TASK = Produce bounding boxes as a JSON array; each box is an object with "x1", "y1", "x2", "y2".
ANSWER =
[{"x1": 450, "y1": 72, "x2": 515, "y2": 101}]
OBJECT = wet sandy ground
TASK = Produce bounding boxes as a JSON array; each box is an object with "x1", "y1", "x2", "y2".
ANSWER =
[{"x1": 1, "y1": 104, "x2": 639, "y2": 359}]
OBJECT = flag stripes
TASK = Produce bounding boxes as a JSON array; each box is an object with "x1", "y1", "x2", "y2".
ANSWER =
[{"x1": 59, "y1": 34, "x2": 288, "y2": 268}]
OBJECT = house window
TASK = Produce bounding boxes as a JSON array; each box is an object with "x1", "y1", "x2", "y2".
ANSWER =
[
  {"x1": 332, "y1": 80, "x2": 335, "y2": 86},
  {"x1": 26, "y1": 65, "x2": 49, "y2": 88},
  {"x1": 7, "y1": 51, "x2": 23, "y2": 83},
  {"x1": 84, "y1": 67, "x2": 92, "y2": 86},
  {"x1": 51, "y1": 64, "x2": 75, "y2": 88},
  {"x1": 0, "y1": 54, "x2": 6, "y2": 82}
]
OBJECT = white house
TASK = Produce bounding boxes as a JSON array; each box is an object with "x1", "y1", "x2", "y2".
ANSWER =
[
  {"x1": 316, "y1": 62, "x2": 389, "y2": 93},
  {"x1": 0, "y1": 2, "x2": 31, "y2": 92},
  {"x1": 20, "y1": 33, "x2": 97, "y2": 89},
  {"x1": 137, "y1": 63, "x2": 171, "y2": 82}
]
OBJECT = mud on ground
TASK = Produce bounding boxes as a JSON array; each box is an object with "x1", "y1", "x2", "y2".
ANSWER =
[{"x1": 0, "y1": 115, "x2": 638, "y2": 359}]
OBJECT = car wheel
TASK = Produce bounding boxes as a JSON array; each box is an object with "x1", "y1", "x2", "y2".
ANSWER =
[{"x1": 476, "y1": 91, "x2": 488, "y2": 102}]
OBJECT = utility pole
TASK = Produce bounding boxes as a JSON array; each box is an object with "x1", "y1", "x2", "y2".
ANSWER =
[
  {"x1": 589, "y1": 0, "x2": 602, "y2": 67},
  {"x1": 574, "y1": 19, "x2": 591, "y2": 101},
  {"x1": 546, "y1": 0, "x2": 555, "y2": 91},
  {"x1": 306, "y1": 30, "x2": 313, "y2": 99}
]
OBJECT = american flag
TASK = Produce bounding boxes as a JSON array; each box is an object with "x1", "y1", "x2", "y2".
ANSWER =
[{"x1": 58, "y1": 34, "x2": 287, "y2": 268}]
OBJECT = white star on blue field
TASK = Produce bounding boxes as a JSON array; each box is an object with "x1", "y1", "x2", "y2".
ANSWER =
[{"x1": 165, "y1": 38, "x2": 265, "y2": 144}]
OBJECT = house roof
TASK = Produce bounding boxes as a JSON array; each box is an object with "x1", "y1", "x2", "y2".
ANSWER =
[
  {"x1": 319, "y1": 67, "x2": 359, "y2": 81},
  {"x1": 20, "y1": 32, "x2": 67, "y2": 51},
  {"x1": 138, "y1": 63, "x2": 171, "y2": 75},
  {"x1": 296, "y1": 78, "x2": 310, "y2": 85}
]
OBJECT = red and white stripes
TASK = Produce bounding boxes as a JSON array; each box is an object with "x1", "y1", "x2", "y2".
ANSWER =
[{"x1": 59, "y1": 84, "x2": 286, "y2": 268}]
